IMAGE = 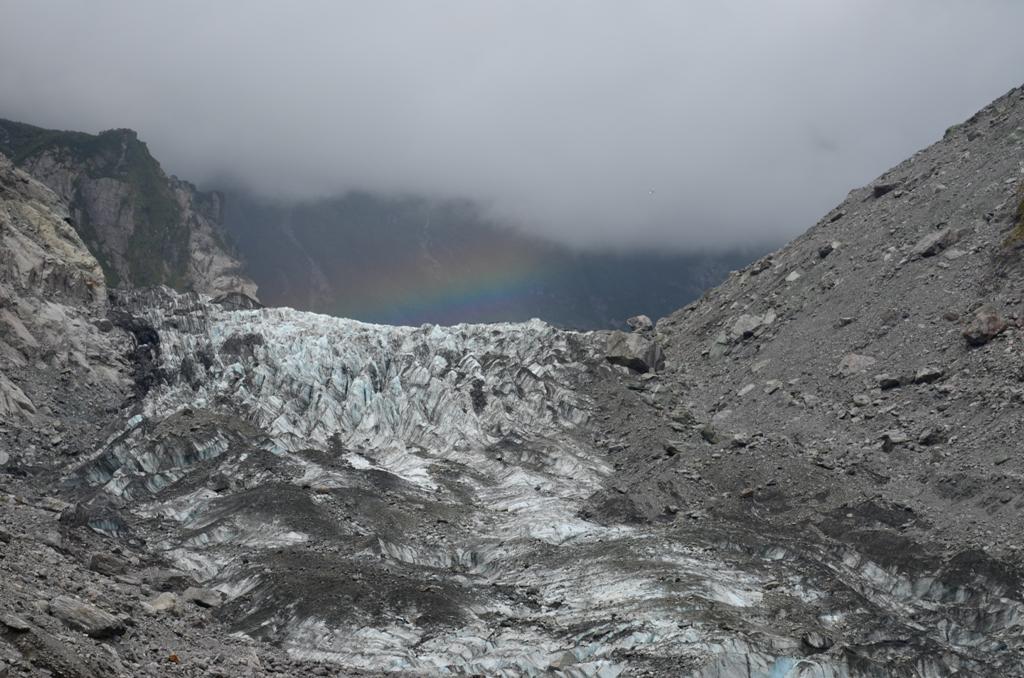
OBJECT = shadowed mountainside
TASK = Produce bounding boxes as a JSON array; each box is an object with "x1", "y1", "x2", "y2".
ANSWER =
[{"x1": 222, "y1": 191, "x2": 760, "y2": 329}]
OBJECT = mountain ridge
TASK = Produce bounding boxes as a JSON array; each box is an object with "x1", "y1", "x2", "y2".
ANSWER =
[
  {"x1": 0, "y1": 115, "x2": 764, "y2": 330},
  {"x1": 0, "y1": 86, "x2": 1022, "y2": 676},
  {"x1": 0, "y1": 118, "x2": 257, "y2": 298}
]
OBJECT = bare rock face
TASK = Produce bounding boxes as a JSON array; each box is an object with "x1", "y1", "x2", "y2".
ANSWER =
[
  {"x1": 0, "y1": 154, "x2": 104, "y2": 302},
  {"x1": 0, "y1": 120, "x2": 257, "y2": 298},
  {"x1": 170, "y1": 177, "x2": 259, "y2": 299},
  {"x1": 0, "y1": 153, "x2": 127, "y2": 424}
]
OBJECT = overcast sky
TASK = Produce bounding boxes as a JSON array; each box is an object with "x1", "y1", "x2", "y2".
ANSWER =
[{"x1": 1, "y1": 1, "x2": 1023, "y2": 249}]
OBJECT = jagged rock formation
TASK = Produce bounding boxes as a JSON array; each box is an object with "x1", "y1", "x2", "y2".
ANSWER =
[
  {"x1": 0, "y1": 119, "x2": 256, "y2": 298},
  {"x1": 0, "y1": 152, "x2": 124, "y2": 427},
  {"x1": 2, "y1": 86, "x2": 1024, "y2": 677}
]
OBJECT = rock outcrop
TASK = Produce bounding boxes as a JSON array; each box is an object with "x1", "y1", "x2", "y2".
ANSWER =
[
  {"x1": 0, "y1": 153, "x2": 126, "y2": 425},
  {"x1": 0, "y1": 119, "x2": 257, "y2": 298}
]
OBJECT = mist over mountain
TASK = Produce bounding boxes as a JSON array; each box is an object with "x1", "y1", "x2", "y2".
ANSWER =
[
  {"x1": 0, "y1": 115, "x2": 759, "y2": 329},
  {"x1": 4, "y1": 78, "x2": 1024, "y2": 677},
  {"x1": 3, "y1": 2, "x2": 1024, "y2": 250},
  {"x1": 221, "y1": 190, "x2": 759, "y2": 328},
  {"x1": 6, "y1": 3, "x2": 1024, "y2": 676}
]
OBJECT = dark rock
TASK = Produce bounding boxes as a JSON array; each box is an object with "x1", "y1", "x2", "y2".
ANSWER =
[
  {"x1": 626, "y1": 315, "x2": 654, "y2": 333},
  {"x1": 0, "y1": 614, "x2": 31, "y2": 632},
  {"x1": 5, "y1": 625, "x2": 99, "y2": 677},
  {"x1": 469, "y1": 378, "x2": 487, "y2": 414},
  {"x1": 748, "y1": 257, "x2": 773, "y2": 275},
  {"x1": 730, "y1": 433, "x2": 750, "y2": 448},
  {"x1": 872, "y1": 182, "x2": 901, "y2": 198},
  {"x1": 88, "y1": 552, "x2": 128, "y2": 577},
  {"x1": 875, "y1": 373, "x2": 902, "y2": 390},
  {"x1": 220, "y1": 332, "x2": 265, "y2": 362},
  {"x1": 962, "y1": 309, "x2": 1003, "y2": 350},
  {"x1": 910, "y1": 226, "x2": 960, "y2": 259},
  {"x1": 209, "y1": 472, "x2": 231, "y2": 493},
  {"x1": 183, "y1": 587, "x2": 223, "y2": 608},
  {"x1": 48, "y1": 595, "x2": 125, "y2": 638},
  {"x1": 963, "y1": 305, "x2": 1007, "y2": 346},
  {"x1": 913, "y1": 366, "x2": 944, "y2": 384},
  {"x1": 59, "y1": 501, "x2": 129, "y2": 537},
  {"x1": 605, "y1": 331, "x2": 665, "y2": 373},
  {"x1": 211, "y1": 291, "x2": 263, "y2": 311},
  {"x1": 699, "y1": 424, "x2": 719, "y2": 445},
  {"x1": 107, "y1": 308, "x2": 167, "y2": 396},
  {"x1": 730, "y1": 314, "x2": 766, "y2": 340},
  {"x1": 880, "y1": 430, "x2": 910, "y2": 452},
  {"x1": 802, "y1": 631, "x2": 833, "y2": 652},
  {"x1": 143, "y1": 568, "x2": 197, "y2": 592},
  {"x1": 919, "y1": 427, "x2": 948, "y2": 446}
]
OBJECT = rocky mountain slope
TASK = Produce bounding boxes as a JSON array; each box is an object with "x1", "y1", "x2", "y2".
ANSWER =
[
  {"x1": 0, "y1": 119, "x2": 256, "y2": 298},
  {"x1": 1, "y1": 85, "x2": 1024, "y2": 678},
  {"x1": 0, "y1": 117, "x2": 755, "y2": 330}
]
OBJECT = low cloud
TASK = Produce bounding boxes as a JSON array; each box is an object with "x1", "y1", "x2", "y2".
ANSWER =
[{"x1": 2, "y1": 1, "x2": 1023, "y2": 249}]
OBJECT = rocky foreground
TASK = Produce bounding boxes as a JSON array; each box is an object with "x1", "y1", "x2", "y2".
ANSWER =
[{"x1": 1, "y1": 87, "x2": 1024, "y2": 677}]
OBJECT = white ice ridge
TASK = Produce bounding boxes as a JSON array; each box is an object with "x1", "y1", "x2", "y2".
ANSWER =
[
  {"x1": 146, "y1": 306, "x2": 599, "y2": 481},
  {"x1": 77, "y1": 296, "x2": 874, "y2": 676}
]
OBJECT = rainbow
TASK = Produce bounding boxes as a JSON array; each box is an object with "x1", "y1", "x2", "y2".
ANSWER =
[{"x1": 324, "y1": 237, "x2": 560, "y2": 326}]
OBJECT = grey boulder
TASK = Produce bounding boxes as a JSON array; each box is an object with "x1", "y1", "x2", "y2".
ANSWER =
[
  {"x1": 183, "y1": 587, "x2": 223, "y2": 609},
  {"x1": 48, "y1": 595, "x2": 125, "y2": 638},
  {"x1": 910, "y1": 226, "x2": 960, "y2": 259},
  {"x1": 626, "y1": 314, "x2": 654, "y2": 333},
  {"x1": 963, "y1": 305, "x2": 1007, "y2": 346},
  {"x1": 605, "y1": 331, "x2": 665, "y2": 373}
]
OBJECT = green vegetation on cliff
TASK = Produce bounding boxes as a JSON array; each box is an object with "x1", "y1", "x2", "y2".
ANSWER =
[{"x1": 0, "y1": 118, "x2": 189, "y2": 288}]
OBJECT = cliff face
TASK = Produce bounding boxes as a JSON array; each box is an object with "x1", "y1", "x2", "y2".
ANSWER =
[
  {"x1": 0, "y1": 119, "x2": 257, "y2": 298},
  {"x1": 0, "y1": 152, "x2": 127, "y2": 427}
]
